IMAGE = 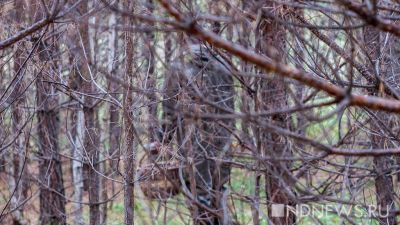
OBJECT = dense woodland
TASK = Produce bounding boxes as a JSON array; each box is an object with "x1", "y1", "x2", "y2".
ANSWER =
[{"x1": 1, "y1": 0, "x2": 400, "y2": 224}]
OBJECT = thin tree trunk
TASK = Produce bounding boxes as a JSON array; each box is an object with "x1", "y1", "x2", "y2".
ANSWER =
[
  {"x1": 83, "y1": 82, "x2": 101, "y2": 225},
  {"x1": 144, "y1": 0, "x2": 158, "y2": 142},
  {"x1": 5, "y1": 1, "x2": 28, "y2": 223},
  {"x1": 107, "y1": 4, "x2": 120, "y2": 204},
  {"x1": 239, "y1": 2, "x2": 260, "y2": 223},
  {"x1": 87, "y1": 9, "x2": 108, "y2": 225},
  {"x1": 36, "y1": 41, "x2": 66, "y2": 225},
  {"x1": 78, "y1": 1, "x2": 101, "y2": 224},
  {"x1": 6, "y1": 49, "x2": 27, "y2": 225},
  {"x1": 66, "y1": 28, "x2": 85, "y2": 225},
  {"x1": 254, "y1": 2, "x2": 295, "y2": 224},
  {"x1": 72, "y1": 109, "x2": 85, "y2": 225},
  {"x1": 123, "y1": 1, "x2": 136, "y2": 224},
  {"x1": 364, "y1": 2, "x2": 396, "y2": 224}
]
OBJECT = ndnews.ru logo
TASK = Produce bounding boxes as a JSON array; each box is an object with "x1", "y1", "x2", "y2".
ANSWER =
[{"x1": 271, "y1": 203, "x2": 393, "y2": 218}]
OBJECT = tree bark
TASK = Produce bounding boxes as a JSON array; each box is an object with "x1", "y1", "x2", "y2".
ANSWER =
[
  {"x1": 253, "y1": 2, "x2": 295, "y2": 224},
  {"x1": 36, "y1": 41, "x2": 66, "y2": 225},
  {"x1": 78, "y1": 1, "x2": 101, "y2": 225},
  {"x1": 144, "y1": 0, "x2": 158, "y2": 142},
  {"x1": 66, "y1": 27, "x2": 85, "y2": 225},
  {"x1": 5, "y1": 1, "x2": 29, "y2": 224},
  {"x1": 364, "y1": 2, "x2": 397, "y2": 225},
  {"x1": 72, "y1": 109, "x2": 85, "y2": 225},
  {"x1": 123, "y1": 1, "x2": 136, "y2": 224},
  {"x1": 107, "y1": 5, "x2": 121, "y2": 201}
]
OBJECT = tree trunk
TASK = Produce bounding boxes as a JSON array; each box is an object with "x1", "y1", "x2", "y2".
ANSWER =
[
  {"x1": 107, "y1": 5, "x2": 120, "y2": 203},
  {"x1": 66, "y1": 28, "x2": 85, "y2": 225},
  {"x1": 5, "y1": 1, "x2": 29, "y2": 223},
  {"x1": 36, "y1": 41, "x2": 66, "y2": 225},
  {"x1": 78, "y1": 1, "x2": 101, "y2": 225},
  {"x1": 364, "y1": 2, "x2": 396, "y2": 225},
  {"x1": 72, "y1": 109, "x2": 85, "y2": 225},
  {"x1": 6, "y1": 39, "x2": 28, "y2": 225},
  {"x1": 123, "y1": 1, "x2": 136, "y2": 224},
  {"x1": 254, "y1": 2, "x2": 295, "y2": 224},
  {"x1": 144, "y1": 0, "x2": 158, "y2": 142},
  {"x1": 83, "y1": 86, "x2": 101, "y2": 225}
]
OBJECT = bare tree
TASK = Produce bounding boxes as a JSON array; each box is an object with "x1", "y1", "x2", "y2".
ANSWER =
[
  {"x1": 254, "y1": 2, "x2": 296, "y2": 224},
  {"x1": 107, "y1": 0, "x2": 121, "y2": 202},
  {"x1": 123, "y1": 0, "x2": 137, "y2": 224},
  {"x1": 78, "y1": 1, "x2": 101, "y2": 224},
  {"x1": 364, "y1": 1, "x2": 397, "y2": 225},
  {"x1": 66, "y1": 23, "x2": 85, "y2": 225},
  {"x1": 3, "y1": 1, "x2": 29, "y2": 224},
  {"x1": 36, "y1": 37, "x2": 66, "y2": 225}
]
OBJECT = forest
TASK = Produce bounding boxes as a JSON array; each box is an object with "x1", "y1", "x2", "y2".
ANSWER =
[{"x1": 1, "y1": 0, "x2": 400, "y2": 225}]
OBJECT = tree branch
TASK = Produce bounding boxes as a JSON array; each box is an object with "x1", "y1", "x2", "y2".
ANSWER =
[
  {"x1": 0, "y1": 18, "x2": 51, "y2": 50},
  {"x1": 158, "y1": 0, "x2": 400, "y2": 113},
  {"x1": 338, "y1": 0, "x2": 400, "y2": 37}
]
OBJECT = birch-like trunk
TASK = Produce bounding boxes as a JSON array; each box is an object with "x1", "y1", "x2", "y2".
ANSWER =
[
  {"x1": 66, "y1": 35, "x2": 85, "y2": 225},
  {"x1": 107, "y1": 5, "x2": 120, "y2": 209},
  {"x1": 72, "y1": 109, "x2": 84, "y2": 225}
]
